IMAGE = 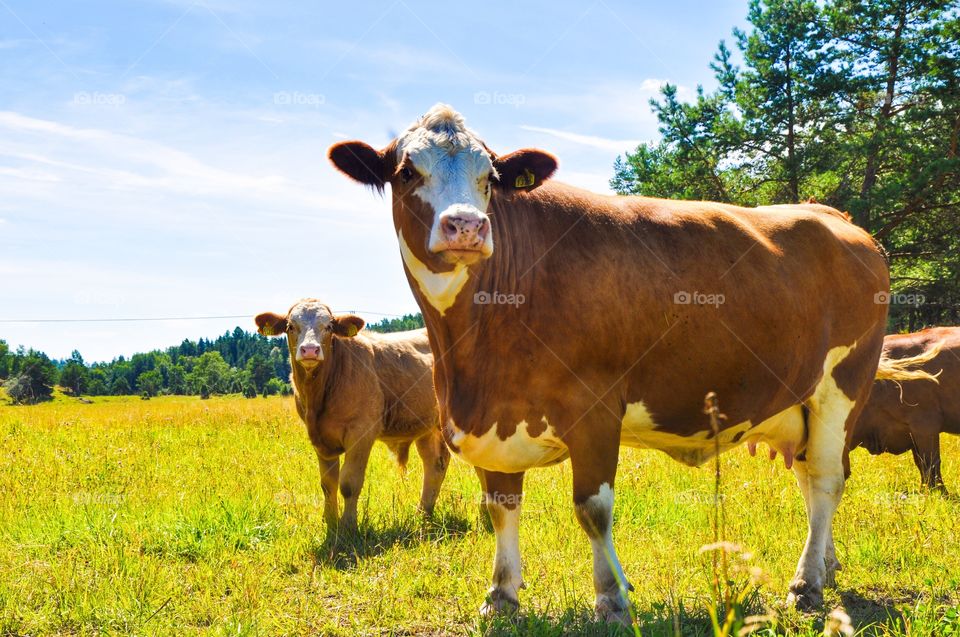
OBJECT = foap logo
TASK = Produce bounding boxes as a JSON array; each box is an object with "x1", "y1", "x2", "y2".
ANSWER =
[
  {"x1": 473, "y1": 90, "x2": 526, "y2": 108},
  {"x1": 674, "y1": 290, "x2": 725, "y2": 308},
  {"x1": 474, "y1": 291, "x2": 525, "y2": 308},
  {"x1": 874, "y1": 291, "x2": 926, "y2": 307},
  {"x1": 73, "y1": 91, "x2": 126, "y2": 107},
  {"x1": 481, "y1": 493, "x2": 524, "y2": 508},
  {"x1": 274, "y1": 91, "x2": 325, "y2": 107}
]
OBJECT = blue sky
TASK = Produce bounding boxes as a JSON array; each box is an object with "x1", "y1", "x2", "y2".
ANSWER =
[{"x1": 0, "y1": 0, "x2": 748, "y2": 362}]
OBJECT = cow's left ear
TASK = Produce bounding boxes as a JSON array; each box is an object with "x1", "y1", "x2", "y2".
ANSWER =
[
  {"x1": 493, "y1": 149, "x2": 557, "y2": 191},
  {"x1": 255, "y1": 312, "x2": 288, "y2": 336},
  {"x1": 328, "y1": 141, "x2": 387, "y2": 192},
  {"x1": 331, "y1": 314, "x2": 365, "y2": 338}
]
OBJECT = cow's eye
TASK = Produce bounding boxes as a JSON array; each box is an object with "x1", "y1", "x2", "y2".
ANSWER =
[{"x1": 400, "y1": 167, "x2": 415, "y2": 183}]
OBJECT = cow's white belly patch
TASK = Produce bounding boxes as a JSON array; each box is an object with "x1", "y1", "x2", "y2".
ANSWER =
[
  {"x1": 622, "y1": 345, "x2": 856, "y2": 466},
  {"x1": 449, "y1": 345, "x2": 857, "y2": 470},
  {"x1": 450, "y1": 418, "x2": 568, "y2": 473}
]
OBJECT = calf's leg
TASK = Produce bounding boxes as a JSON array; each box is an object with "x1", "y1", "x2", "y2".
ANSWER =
[
  {"x1": 414, "y1": 429, "x2": 450, "y2": 516},
  {"x1": 338, "y1": 434, "x2": 376, "y2": 532},
  {"x1": 315, "y1": 452, "x2": 340, "y2": 529}
]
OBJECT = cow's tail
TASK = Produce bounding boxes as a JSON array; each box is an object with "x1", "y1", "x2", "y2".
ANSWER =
[{"x1": 875, "y1": 341, "x2": 943, "y2": 383}]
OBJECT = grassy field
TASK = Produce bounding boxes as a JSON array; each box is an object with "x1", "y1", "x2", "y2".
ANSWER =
[{"x1": 0, "y1": 394, "x2": 958, "y2": 636}]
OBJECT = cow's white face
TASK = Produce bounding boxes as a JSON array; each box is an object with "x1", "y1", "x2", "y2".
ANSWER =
[
  {"x1": 328, "y1": 103, "x2": 559, "y2": 274},
  {"x1": 255, "y1": 299, "x2": 365, "y2": 369},
  {"x1": 394, "y1": 105, "x2": 496, "y2": 264}
]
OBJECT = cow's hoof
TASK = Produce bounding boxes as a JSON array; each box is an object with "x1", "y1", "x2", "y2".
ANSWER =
[
  {"x1": 480, "y1": 589, "x2": 519, "y2": 618},
  {"x1": 595, "y1": 594, "x2": 632, "y2": 627},
  {"x1": 787, "y1": 580, "x2": 823, "y2": 612}
]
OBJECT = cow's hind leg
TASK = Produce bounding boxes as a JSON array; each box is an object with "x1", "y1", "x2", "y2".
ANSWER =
[
  {"x1": 910, "y1": 430, "x2": 946, "y2": 493},
  {"x1": 792, "y1": 461, "x2": 842, "y2": 586},
  {"x1": 479, "y1": 469, "x2": 525, "y2": 617},
  {"x1": 414, "y1": 429, "x2": 450, "y2": 516},
  {"x1": 789, "y1": 348, "x2": 866, "y2": 611}
]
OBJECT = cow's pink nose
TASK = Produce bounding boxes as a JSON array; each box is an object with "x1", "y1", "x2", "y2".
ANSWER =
[
  {"x1": 439, "y1": 212, "x2": 490, "y2": 248},
  {"x1": 299, "y1": 344, "x2": 321, "y2": 360}
]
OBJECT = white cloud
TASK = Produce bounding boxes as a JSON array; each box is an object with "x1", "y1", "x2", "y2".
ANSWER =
[
  {"x1": 519, "y1": 125, "x2": 641, "y2": 152},
  {"x1": 0, "y1": 111, "x2": 374, "y2": 215}
]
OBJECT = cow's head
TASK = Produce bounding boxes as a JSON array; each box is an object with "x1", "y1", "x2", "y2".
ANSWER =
[
  {"x1": 328, "y1": 104, "x2": 557, "y2": 271},
  {"x1": 255, "y1": 299, "x2": 364, "y2": 369}
]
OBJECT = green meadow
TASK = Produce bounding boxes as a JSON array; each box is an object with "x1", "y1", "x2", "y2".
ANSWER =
[{"x1": 1, "y1": 394, "x2": 957, "y2": 635}]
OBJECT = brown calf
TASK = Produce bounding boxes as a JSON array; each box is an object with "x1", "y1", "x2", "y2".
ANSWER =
[
  {"x1": 255, "y1": 299, "x2": 449, "y2": 531},
  {"x1": 851, "y1": 327, "x2": 956, "y2": 491}
]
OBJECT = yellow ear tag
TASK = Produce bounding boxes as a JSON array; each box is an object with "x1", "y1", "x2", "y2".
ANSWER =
[
  {"x1": 514, "y1": 168, "x2": 535, "y2": 188},
  {"x1": 346, "y1": 324, "x2": 358, "y2": 337},
  {"x1": 262, "y1": 325, "x2": 274, "y2": 336}
]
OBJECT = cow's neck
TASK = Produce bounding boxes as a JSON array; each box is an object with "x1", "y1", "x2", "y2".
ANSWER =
[{"x1": 414, "y1": 192, "x2": 544, "y2": 413}]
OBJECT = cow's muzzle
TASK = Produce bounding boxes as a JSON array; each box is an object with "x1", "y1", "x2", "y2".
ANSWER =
[{"x1": 431, "y1": 208, "x2": 492, "y2": 263}]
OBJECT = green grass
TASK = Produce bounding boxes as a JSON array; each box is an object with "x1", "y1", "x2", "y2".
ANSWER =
[{"x1": 0, "y1": 395, "x2": 958, "y2": 635}]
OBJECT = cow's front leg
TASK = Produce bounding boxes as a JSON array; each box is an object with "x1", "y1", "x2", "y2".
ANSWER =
[
  {"x1": 568, "y1": 429, "x2": 632, "y2": 625},
  {"x1": 338, "y1": 433, "x2": 376, "y2": 532},
  {"x1": 315, "y1": 453, "x2": 340, "y2": 529},
  {"x1": 479, "y1": 469, "x2": 525, "y2": 617}
]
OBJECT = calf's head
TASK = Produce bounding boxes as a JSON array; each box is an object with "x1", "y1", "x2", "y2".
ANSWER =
[
  {"x1": 255, "y1": 299, "x2": 365, "y2": 369},
  {"x1": 328, "y1": 104, "x2": 557, "y2": 270}
]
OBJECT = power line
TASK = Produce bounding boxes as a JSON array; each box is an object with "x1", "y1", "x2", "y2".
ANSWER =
[{"x1": 0, "y1": 309, "x2": 411, "y2": 324}]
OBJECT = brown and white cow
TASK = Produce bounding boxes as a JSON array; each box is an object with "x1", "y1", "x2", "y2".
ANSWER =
[
  {"x1": 328, "y1": 104, "x2": 936, "y2": 619},
  {"x1": 255, "y1": 299, "x2": 449, "y2": 531},
  {"x1": 850, "y1": 327, "x2": 955, "y2": 492}
]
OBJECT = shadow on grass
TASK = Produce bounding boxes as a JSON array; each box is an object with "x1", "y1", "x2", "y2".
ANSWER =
[
  {"x1": 310, "y1": 511, "x2": 473, "y2": 569},
  {"x1": 839, "y1": 587, "x2": 914, "y2": 634},
  {"x1": 478, "y1": 599, "x2": 764, "y2": 637}
]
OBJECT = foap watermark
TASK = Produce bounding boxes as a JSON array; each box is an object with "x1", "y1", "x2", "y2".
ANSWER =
[
  {"x1": 674, "y1": 490, "x2": 726, "y2": 506},
  {"x1": 274, "y1": 490, "x2": 323, "y2": 508},
  {"x1": 482, "y1": 493, "x2": 524, "y2": 508},
  {"x1": 674, "y1": 290, "x2": 725, "y2": 308},
  {"x1": 73, "y1": 289, "x2": 126, "y2": 308},
  {"x1": 874, "y1": 291, "x2": 926, "y2": 307},
  {"x1": 473, "y1": 90, "x2": 526, "y2": 108},
  {"x1": 273, "y1": 91, "x2": 325, "y2": 108},
  {"x1": 474, "y1": 290, "x2": 525, "y2": 308},
  {"x1": 73, "y1": 91, "x2": 126, "y2": 107},
  {"x1": 72, "y1": 491, "x2": 126, "y2": 506}
]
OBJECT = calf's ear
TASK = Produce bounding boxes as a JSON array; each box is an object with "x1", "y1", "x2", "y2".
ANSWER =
[
  {"x1": 493, "y1": 149, "x2": 557, "y2": 191},
  {"x1": 328, "y1": 141, "x2": 386, "y2": 192},
  {"x1": 331, "y1": 314, "x2": 365, "y2": 338},
  {"x1": 255, "y1": 312, "x2": 288, "y2": 336}
]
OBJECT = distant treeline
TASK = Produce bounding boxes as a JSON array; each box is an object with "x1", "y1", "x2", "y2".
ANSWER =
[{"x1": 0, "y1": 313, "x2": 424, "y2": 405}]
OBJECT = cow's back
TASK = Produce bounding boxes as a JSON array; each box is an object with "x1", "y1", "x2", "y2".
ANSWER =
[{"x1": 365, "y1": 328, "x2": 438, "y2": 438}]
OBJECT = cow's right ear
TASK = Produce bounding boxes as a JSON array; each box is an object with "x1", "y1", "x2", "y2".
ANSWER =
[
  {"x1": 328, "y1": 141, "x2": 386, "y2": 192},
  {"x1": 255, "y1": 312, "x2": 288, "y2": 336}
]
